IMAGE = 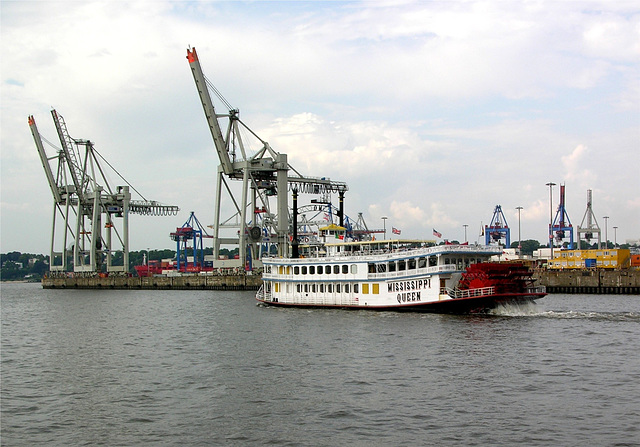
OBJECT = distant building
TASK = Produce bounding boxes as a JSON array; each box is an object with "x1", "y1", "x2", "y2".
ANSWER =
[{"x1": 548, "y1": 248, "x2": 630, "y2": 270}]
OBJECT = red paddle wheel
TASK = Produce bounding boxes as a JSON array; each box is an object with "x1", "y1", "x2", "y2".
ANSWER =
[{"x1": 458, "y1": 262, "x2": 536, "y2": 294}]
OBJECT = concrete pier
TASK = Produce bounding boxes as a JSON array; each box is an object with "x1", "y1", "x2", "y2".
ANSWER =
[
  {"x1": 535, "y1": 269, "x2": 640, "y2": 294},
  {"x1": 42, "y1": 274, "x2": 262, "y2": 290},
  {"x1": 41, "y1": 269, "x2": 639, "y2": 294}
]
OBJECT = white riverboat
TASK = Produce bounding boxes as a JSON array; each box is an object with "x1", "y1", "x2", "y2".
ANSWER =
[{"x1": 256, "y1": 229, "x2": 546, "y2": 313}]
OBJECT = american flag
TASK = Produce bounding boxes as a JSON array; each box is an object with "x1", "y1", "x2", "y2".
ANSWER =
[
  {"x1": 392, "y1": 227, "x2": 401, "y2": 235},
  {"x1": 433, "y1": 228, "x2": 442, "y2": 238}
]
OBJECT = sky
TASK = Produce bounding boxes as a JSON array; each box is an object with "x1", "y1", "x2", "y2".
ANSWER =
[{"x1": 1, "y1": 0, "x2": 639, "y2": 255}]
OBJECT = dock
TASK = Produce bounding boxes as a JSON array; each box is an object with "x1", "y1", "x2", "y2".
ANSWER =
[
  {"x1": 41, "y1": 269, "x2": 640, "y2": 294},
  {"x1": 42, "y1": 274, "x2": 262, "y2": 290},
  {"x1": 535, "y1": 269, "x2": 640, "y2": 294}
]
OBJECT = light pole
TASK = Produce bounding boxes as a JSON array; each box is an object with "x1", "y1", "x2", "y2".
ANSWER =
[
  {"x1": 463, "y1": 224, "x2": 468, "y2": 243},
  {"x1": 613, "y1": 226, "x2": 618, "y2": 248},
  {"x1": 516, "y1": 206, "x2": 523, "y2": 256},
  {"x1": 381, "y1": 216, "x2": 387, "y2": 240},
  {"x1": 603, "y1": 216, "x2": 609, "y2": 249},
  {"x1": 546, "y1": 182, "x2": 556, "y2": 260}
]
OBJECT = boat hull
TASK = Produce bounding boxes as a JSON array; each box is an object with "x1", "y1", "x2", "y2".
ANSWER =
[{"x1": 257, "y1": 291, "x2": 546, "y2": 314}]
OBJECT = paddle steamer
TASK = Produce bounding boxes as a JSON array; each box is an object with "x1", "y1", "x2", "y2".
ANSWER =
[{"x1": 256, "y1": 225, "x2": 546, "y2": 313}]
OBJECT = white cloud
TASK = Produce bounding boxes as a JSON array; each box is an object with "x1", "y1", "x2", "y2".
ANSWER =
[{"x1": 2, "y1": 0, "x2": 639, "y2": 253}]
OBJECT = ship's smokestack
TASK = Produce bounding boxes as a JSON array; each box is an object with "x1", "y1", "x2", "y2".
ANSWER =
[
  {"x1": 292, "y1": 189, "x2": 299, "y2": 259},
  {"x1": 339, "y1": 190, "x2": 344, "y2": 228}
]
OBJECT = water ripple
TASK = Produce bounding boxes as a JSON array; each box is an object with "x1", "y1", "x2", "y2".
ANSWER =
[{"x1": 2, "y1": 284, "x2": 639, "y2": 446}]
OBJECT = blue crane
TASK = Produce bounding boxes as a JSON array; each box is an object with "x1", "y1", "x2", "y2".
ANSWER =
[{"x1": 485, "y1": 205, "x2": 511, "y2": 247}]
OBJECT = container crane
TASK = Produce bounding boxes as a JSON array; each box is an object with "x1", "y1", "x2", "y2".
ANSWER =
[
  {"x1": 550, "y1": 184, "x2": 574, "y2": 249},
  {"x1": 171, "y1": 212, "x2": 213, "y2": 272},
  {"x1": 186, "y1": 47, "x2": 350, "y2": 269},
  {"x1": 29, "y1": 111, "x2": 179, "y2": 275},
  {"x1": 577, "y1": 189, "x2": 601, "y2": 249},
  {"x1": 485, "y1": 205, "x2": 511, "y2": 247}
]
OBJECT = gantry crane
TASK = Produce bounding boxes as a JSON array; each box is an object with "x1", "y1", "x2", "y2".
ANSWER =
[
  {"x1": 485, "y1": 205, "x2": 511, "y2": 247},
  {"x1": 29, "y1": 110, "x2": 179, "y2": 274},
  {"x1": 577, "y1": 189, "x2": 601, "y2": 249},
  {"x1": 550, "y1": 183, "x2": 574, "y2": 249},
  {"x1": 171, "y1": 212, "x2": 213, "y2": 272},
  {"x1": 187, "y1": 47, "x2": 356, "y2": 269}
]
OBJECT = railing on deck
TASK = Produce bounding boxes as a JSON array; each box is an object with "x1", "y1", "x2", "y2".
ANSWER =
[
  {"x1": 256, "y1": 284, "x2": 271, "y2": 302},
  {"x1": 442, "y1": 286, "x2": 495, "y2": 299},
  {"x1": 442, "y1": 285, "x2": 546, "y2": 299}
]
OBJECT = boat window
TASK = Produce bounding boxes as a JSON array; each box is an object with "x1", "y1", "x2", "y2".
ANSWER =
[
  {"x1": 294, "y1": 266, "x2": 300, "y2": 275},
  {"x1": 286, "y1": 266, "x2": 292, "y2": 275},
  {"x1": 351, "y1": 264, "x2": 357, "y2": 274},
  {"x1": 286, "y1": 284, "x2": 291, "y2": 293},
  {"x1": 278, "y1": 266, "x2": 284, "y2": 275},
  {"x1": 368, "y1": 263, "x2": 375, "y2": 273},
  {"x1": 372, "y1": 283, "x2": 379, "y2": 294},
  {"x1": 362, "y1": 283, "x2": 369, "y2": 294},
  {"x1": 345, "y1": 284, "x2": 350, "y2": 293},
  {"x1": 318, "y1": 266, "x2": 323, "y2": 275},
  {"x1": 342, "y1": 265, "x2": 348, "y2": 274},
  {"x1": 275, "y1": 283, "x2": 280, "y2": 293},
  {"x1": 320, "y1": 284, "x2": 325, "y2": 293},
  {"x1": 325, "y1": 266, "x2": 331, "y2": 274},
  {"x1": 354, "y1": 284, "x2": 359, "y2": 293},
  {"x1": 444, "y1": 258, "x2": 450, "y2": 265},
  {"x1": 388, "y1": 262, "x2": 396, "y2": 272},
  {"x1": 296, "y1": 284, "x2": 301, "y2": 293},
  {"x1": 336, "y1": 284, "x2": 341, "y2": 293},
  {"x1": 328, "y1": 284, "x2": 333, "y2": 293},
  {"x1": 302, "y1": 266, "x2": 307, "y2": 275},
  {"x1": 418, "y1": 257, "x2": 427, "y2": 269},
  {"x1": 377, "y1": 263, "x2": 386, "y2": 273},
  {"x1": 408, "y1": 258, "x2": 416, "y2": 269},
  {"x1": 333, "y1": 265, "x2": 340, "y2": 274},
  {"x1": 304, "y1": 284, "x2": 309, "y2": 293},
  {"x1": 309, "y1": 266, "x2": 315, "y2": 275},
  {"x1": 398, "y1": 260, "x2": 406, "y2": 271},
  {"x1": 429, "y1": 256, "x2": 437, "y2": 267}
]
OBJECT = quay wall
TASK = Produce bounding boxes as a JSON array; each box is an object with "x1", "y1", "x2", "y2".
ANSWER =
[
  {"x1": 41, "y1": 269, "x2": 640, "y2": 294},
  {"x1": 42, "y1": 274, "x2": 262, "y2": 290},
  {"x1": 535, "y1": 269, "x2": 640, "y2": 294}
]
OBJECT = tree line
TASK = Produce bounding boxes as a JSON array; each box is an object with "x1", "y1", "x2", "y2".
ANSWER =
[{"x1": 0, "y1": 247, "x2": 240, "y2": 281}]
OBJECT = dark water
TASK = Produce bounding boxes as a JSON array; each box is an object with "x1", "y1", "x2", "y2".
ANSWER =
[{"x1": 1, "y1": 282, "x2": 639, "y2": 446}]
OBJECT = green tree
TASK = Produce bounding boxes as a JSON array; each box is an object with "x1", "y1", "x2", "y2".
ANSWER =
[{"x1": 510, "y1": 239, "x2": 542, "y2": 256}]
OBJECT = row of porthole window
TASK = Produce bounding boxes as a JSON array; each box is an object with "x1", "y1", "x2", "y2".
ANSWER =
[
  {"x1": 273, "y1": 282, "x2": 380, "y2": 295},
  {"x1": 273, "y1": 264, "x2": 358, "y2": 275}
]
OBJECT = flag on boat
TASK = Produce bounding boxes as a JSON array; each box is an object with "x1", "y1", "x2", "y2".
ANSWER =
[
  {"x1": 392, "y1": 227, "x2": 401, "y2": 235},
  {"x1": 433, "y1": 229, "x2": 442, "y2": 238}
]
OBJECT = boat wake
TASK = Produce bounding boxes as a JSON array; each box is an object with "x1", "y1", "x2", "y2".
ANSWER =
[
  {"x1": 489, "y1": 303, "x2": 640, "y2": 321},
  {"x1": 489, "y1": 301, "x2": 541, "y2": 317}
]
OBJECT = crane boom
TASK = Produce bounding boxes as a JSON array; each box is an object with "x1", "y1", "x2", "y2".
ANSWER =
[
  {"x1": 51, "y1": 109, "x2": 87, "y2": 201},
  {"x1": 29, "y1": 115, "x2": 63, "y2": 203},
  {"x1": 187, "y1": 47, "x2": 234, "y2": 175}
]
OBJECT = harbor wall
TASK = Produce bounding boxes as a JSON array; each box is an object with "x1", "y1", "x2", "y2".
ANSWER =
[
  {"x1": 41, "y1": 269, "x2": 640, "y2": 294},
  {"x1": 535, "y1": 269, "x2": 640, "y2": 294},
  {"x1": 42, "y1": 274, "x2": 262, "y2": 290}
]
